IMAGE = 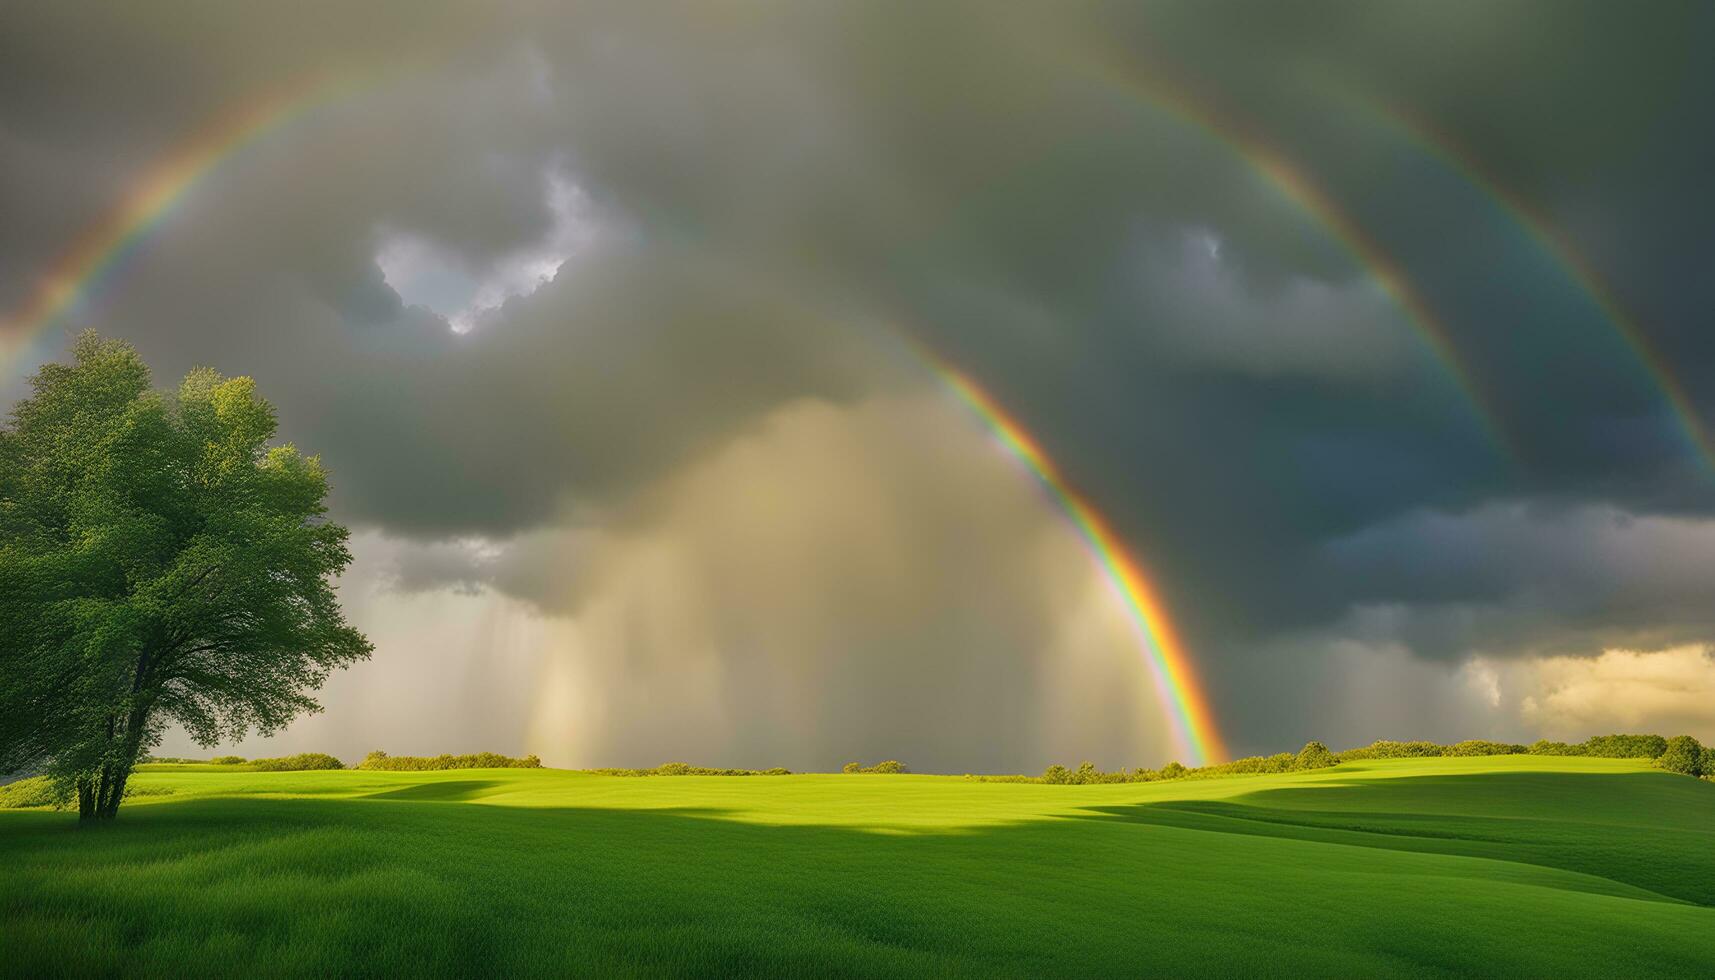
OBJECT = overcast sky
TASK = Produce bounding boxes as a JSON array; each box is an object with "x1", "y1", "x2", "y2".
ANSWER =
[{"x1": 4, "y1": 1, "x2": 1714, "y2": 770}]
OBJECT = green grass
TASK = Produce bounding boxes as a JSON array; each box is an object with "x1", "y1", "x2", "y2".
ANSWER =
[{"x1": 3, "y1": 756, "x2": 1713, "y2": 977}]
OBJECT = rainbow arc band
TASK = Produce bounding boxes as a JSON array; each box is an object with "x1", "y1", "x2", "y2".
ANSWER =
[
  {"x1": 0, "y1": 73, "x2": 343, "y2": 364},
  {"x1": 1073, "y1": 45, "x2": 1514, "y2": 458},
  {"x1": 926, "y1": 350, "x2": 1226, "y2": 767},
  {"x1": 1357, "y1": 96, "x2": 1715, "y2": 475}
]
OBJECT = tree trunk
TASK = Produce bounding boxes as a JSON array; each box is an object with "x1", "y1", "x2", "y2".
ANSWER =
[
  {"x1": 77, "y1": 704, "x2": 150, "y2": 822},
  {"x1": 77, "y1": 777, "x2": 97, "y2": 821}
]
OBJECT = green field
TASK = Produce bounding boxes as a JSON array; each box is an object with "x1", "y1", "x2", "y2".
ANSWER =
[{"x1": 4, "y1": 756, "x2": 1713, "y2": 977}]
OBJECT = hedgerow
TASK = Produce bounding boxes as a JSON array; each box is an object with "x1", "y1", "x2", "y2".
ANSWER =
[
  {"x1": 1579, "y1": 734, "x2": 1668, "y2": 758},
  {"x1": 357, "y1": 751, "x2": 541, "y2": 771},
  {"x1": 964, "y1": 731, "x2": 1706, "y2": 785},
  {"x1": 1444, "y1": 740, "x2": 1528, "y2": 757},
  {"x1": 584, "y1": 763, "x2": 792, "y2": 777},
  {"x1": 250, "y1": 753, "x2": 346, "y2": 772},
  {"x1": 211, "y1": 756, "x2": 246, "y2": 765},
  {"x1": 841, "y1": 761, "x2": 909, "y2": 774}
]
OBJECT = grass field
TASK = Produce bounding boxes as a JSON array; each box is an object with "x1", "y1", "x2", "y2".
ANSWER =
[{"x1": 4, "y1": 756, "x2": 1714, "y2": 977}]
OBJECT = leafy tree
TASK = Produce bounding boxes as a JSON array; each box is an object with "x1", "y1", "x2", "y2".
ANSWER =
[
  {"x1": 1579, "y1": 734, "x2": 1667, "y2": 758},
  {"x1": 1654, "y1": 735, "x2": 1705, "y2": 776},
  {"x1": 0, "y1": 334, "x2": 370, "y2": 820}
]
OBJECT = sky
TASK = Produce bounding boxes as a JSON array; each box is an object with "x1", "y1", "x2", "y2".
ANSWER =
[{"x1": 3, "y1": 1, "x2": 1714, "y2": 771}]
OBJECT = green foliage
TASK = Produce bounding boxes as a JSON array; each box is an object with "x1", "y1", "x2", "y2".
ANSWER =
[
  {"x1": 356, "y1": 751, "x2": 542, "y2": 771},
  {"x1": 1580, "y1": 734, "x2": 1668, "y2": 759},
  {"x1": 1654, "y1": 736, "x2": 1705, "y2": 776},
  {"x1": 1444, "y1": 740, "x2": 1528, "y2": 757},
  {"x1": 0, "y1": 334, "x2": 370, "y2": 819},
  {"x1": 1529, "y1": 740, "x2": 1579, "y2": 756},
  {"x1": 250, "y1": 753, "x2": 345, "y2": 772},
  {"x1": 210, "y1": 756, "x2": 246, "y2": 765},
  {"x1": 1366, "y1": 740, "x2": 1445, "y2": 759},
  {"x1": 586, "y1": 763, "x2": 792, "y2": 777},
  {"x1": 0, "y1": 776, "x2": 70, "y2": 809},
  {"x1": 1295, "y1": 741, "x2": 1337, "y2": 770},
  {"x1": 841, "y1": 761, "x2": 908, "y2": 774},
  {"x1": 1704, "y1": 746, "x2": 1715, "y2": 781}
]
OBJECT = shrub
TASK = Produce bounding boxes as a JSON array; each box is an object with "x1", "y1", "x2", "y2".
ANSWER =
[
  {"x1": 1295, "y1": 741, "x2": 1337, "y2": 770},
  {"x1": 356, "y1": 752, "x2": 542, "y2": 771},
  {"x1": 1366, "y1": 740, "x2": 1444, "y2": 759},
  {"x1": 1159, "y1": 762, "x2": 1188, "y2": 780},
  {"x1": 1654, "y1": 735, "x2": 1705, "y2": 776},
  {"x1": 867, "y1": 760, "x2": 908, "y2": 774},
  {"x1": 842, "y1": 762, "x2": 863, "y2": 774},
  {"x1": 1209, "y1": 754, "x2": 1287, "y2": 775},
  {"x1": 1444, "y1": 740, "x2": 1527, "y2": 757},
  {"x1": 1528, "y1": 740, "x2": 1578, "y2": 756},
  {"x1": 0, "y1": 776, "x2": 69, "y2": 809},
  {"x1": 584, "y1": 763, "x2": 787, "y2": 776},
  {"x1": 1041, "y1": 764, "x2": 1070, "y2": 785},
  {"x1": 1580, "y1": 734, "x2": 1668, "y2": 759},
  {"x1": 1704, "y1": 746, "x2": 1715, "y2": 780},
  {"x1": 251, "y1": 752, "x2": 346, "y2": 772},
  {"x1": 211, "y1": 756, "x2": 246, "y2": 765}
]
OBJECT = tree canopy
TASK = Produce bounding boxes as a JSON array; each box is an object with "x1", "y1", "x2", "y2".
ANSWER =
[{"x1": 0, "y1": 333, "x2": 370, "y2": 819}]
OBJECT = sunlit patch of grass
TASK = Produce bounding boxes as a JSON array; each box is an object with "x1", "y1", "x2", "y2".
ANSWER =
[{"x1": 3, "y1": 757, "x2": 1713, "y2": 976}]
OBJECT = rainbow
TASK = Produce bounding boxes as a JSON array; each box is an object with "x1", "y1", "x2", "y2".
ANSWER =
[
  {"x1": 1358, "y1": 98, "x2": 1715, "y2": 474},
  {"x1": 1071, "y1": 46, "x2": 1515, "y2": 457},
  {"x1": 919, "y1": 346, "x2": 1227, "y2": 765},
  {"x1": 1, "y1": 73, "x2": 344, "y2": 366}
]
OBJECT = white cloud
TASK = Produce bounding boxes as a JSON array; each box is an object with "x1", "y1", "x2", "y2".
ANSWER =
[{"x1": 375, "y1": 170, "x2": 595, "y2": 333}]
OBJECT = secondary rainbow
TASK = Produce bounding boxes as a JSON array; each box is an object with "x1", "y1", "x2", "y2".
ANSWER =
[
  {"x1": 920, "y1": 346, "x2": 1227, "y2": 766},
  {"x1": 1358, "y1": 97, "x2": 1715, "y2": 474},
  {"x1": 1069, "y1": 44, "x2": 1514, "y2": 457},
  {"x1": 1, "y1": 73, "x2": 344, "y2": 365}
]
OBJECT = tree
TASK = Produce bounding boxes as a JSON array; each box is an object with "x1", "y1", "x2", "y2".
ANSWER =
[
  {"x1": 0, "y1": 334, "x2": 370, "y2": 820},
  {"x1": 1654, "y1": 735, "x2": 1705, "y2": 776},
  {"x1": 1295, "y1": 741, "x2": 1336, "y2": 770}
]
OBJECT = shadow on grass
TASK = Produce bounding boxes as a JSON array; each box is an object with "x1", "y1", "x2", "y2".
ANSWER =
[
  {"x1": 1077, "y1": 771, "x2": 1715, "y2": 907},
  {"x1": 363, "y1": 780, "x2": 503, "y2": 802},
  {"x1": 3, "y1": 769, "x2": 1715, "y2": 977}
]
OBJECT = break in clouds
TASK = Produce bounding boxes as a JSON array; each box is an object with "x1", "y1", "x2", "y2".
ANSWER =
[{"x1": 3, "y1": 1, "x2": 1714, "y2": 766}]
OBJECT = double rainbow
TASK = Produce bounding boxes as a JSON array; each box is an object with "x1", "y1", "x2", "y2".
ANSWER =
[
  {"x1": 1358, "y1": 97, "x2": 1715, "y2": 474},
  {"x1": 1071, "y1": 43, "x2": 1514, "y2": 456}
]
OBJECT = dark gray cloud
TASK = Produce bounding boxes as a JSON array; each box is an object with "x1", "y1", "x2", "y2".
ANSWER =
[{"x1": 6, "y1": 0, "x2": 1715, "y2": 762}]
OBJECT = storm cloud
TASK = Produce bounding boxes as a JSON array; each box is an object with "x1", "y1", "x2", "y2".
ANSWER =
[{"x1": 4, "y1": 1, "x2": 1714, "y2": 765}]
